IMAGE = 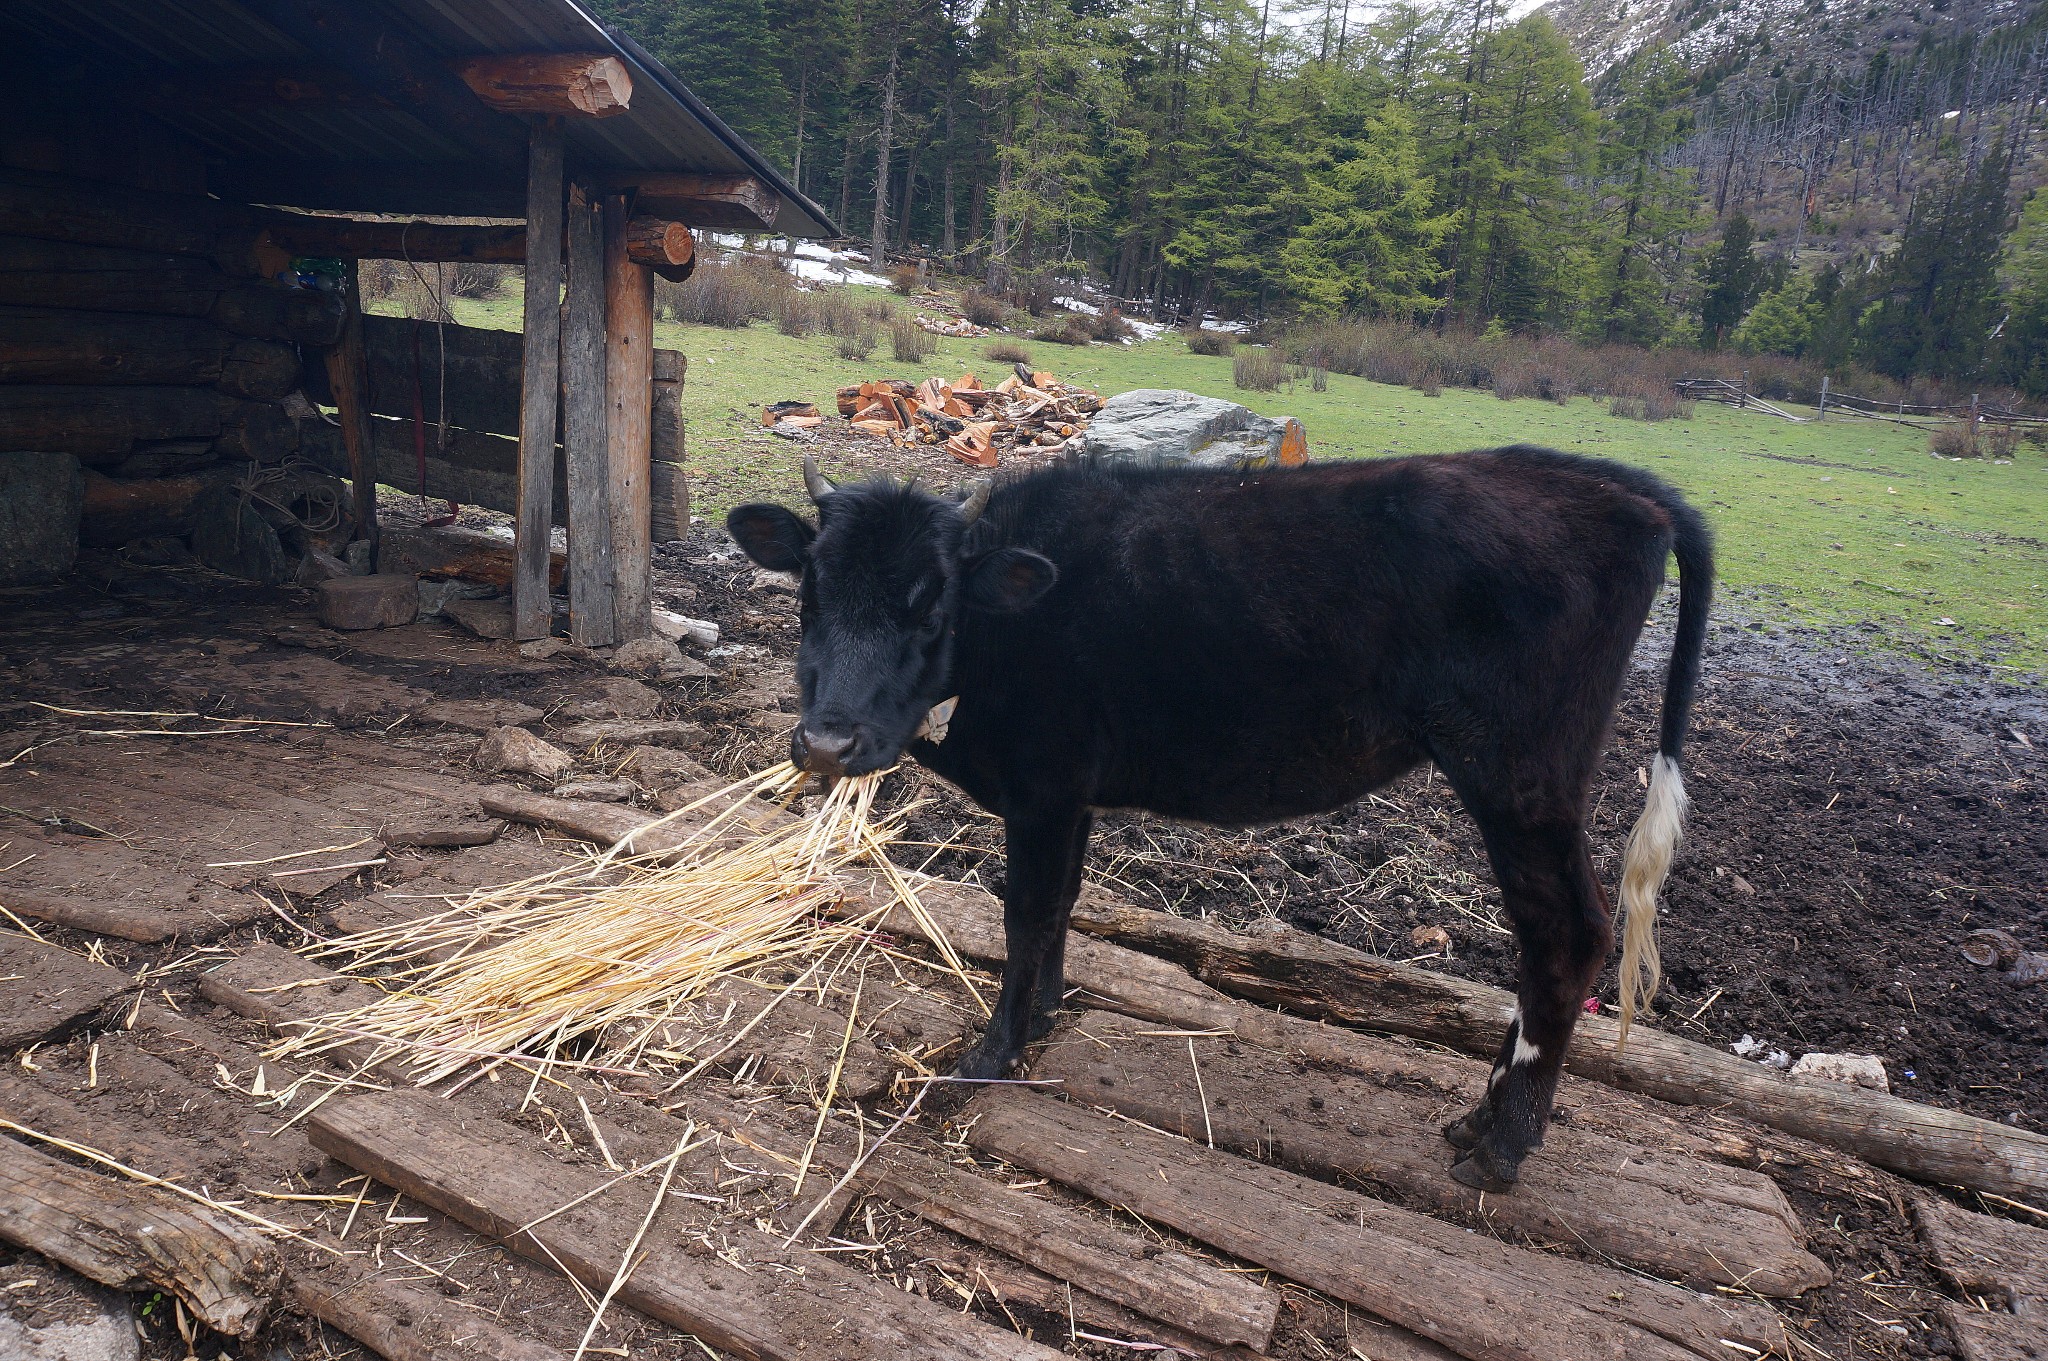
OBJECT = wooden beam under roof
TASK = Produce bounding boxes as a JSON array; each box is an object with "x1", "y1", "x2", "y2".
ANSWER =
[
  {"x1": 454, "y1": 53, "x2": 633, "y2": 117},
  {"x1": 595, "y1": 172, "x2": 781, "y2": 230}
]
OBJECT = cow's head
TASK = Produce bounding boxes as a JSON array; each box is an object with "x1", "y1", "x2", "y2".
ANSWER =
[{"x1": 725, "y1": 457, "x2": 1056, "y2": 777}]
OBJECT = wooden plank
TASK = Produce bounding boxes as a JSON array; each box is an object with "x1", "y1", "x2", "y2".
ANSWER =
[
  {"x1": 1032, "y1": 1009, "x2": 1828, "y2": 1297},
  {"x1": 516, "y1": 120, "x2": 565, "y2": 642},
  {"x1": 454, "y1": 53, "x2": 633, "y2": 117},
  {"x1": 256, "y1": 212, "x2": 526, "y2": 264},
  {"x1": 326, "y1": 264, "x2": 378, "y2": 552},
  {"x1": 676, "y1": 1080, "x2": 1283, "y2": 1355},
  {"x1": 1914, "y1": 1197, "x2": 2048, "y2": 1314},
  {"x1": 858, "y1": 1139, "x2": 1280, "y2": 1349},
  {"x1": 603, "y1": 192, "x2": 654, "y2": 643},
  {"x1": 0, "y1": 1074, "x2": 211, "y2": 1183},
  {"x1": 1068, "y1": 897, "x2": 2048, "y2": 1203},
  {"x1": 0, "y1": 932, "x2": 131, "y2": 1051},
  {"x1": 599, "y1": 173, "x2": 782, "y2": 231},
  {"x1": 1939, "y1": 1303, "x2": 2048, "y2": 1361},
  {"x1": 966, "y1": 1090, "x2": 1785, "y2": 1361},
  {"x1": 0, "y1": 1131, "x2": 280, "y2": 1337},
  {"x1": 307, "y1": 1089, "x2": 1066, "y2": 1361},
  {"x1": 298, "y1": 414, "x2": 569, "y2": 529},
  {"x1": 561, "y1": 186, "x2": 614, "y2": 646},
  {"x1": 289, "y1": 1261, "x2": 568, "y2": 1361}
]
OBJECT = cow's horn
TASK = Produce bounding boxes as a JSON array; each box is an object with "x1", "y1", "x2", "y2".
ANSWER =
[
  {"x1": 957, "y1": 478, "x2": 993, "y2": 525},
  {"x1": 802, "y1": 455, "x2": 837, "y2": 503}
]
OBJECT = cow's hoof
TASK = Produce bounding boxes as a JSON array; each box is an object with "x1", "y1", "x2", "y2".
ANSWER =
[
  {"x1": 1443, "y1": 1108, "x2": 1489, "y2": 1151},
  {"x1": 951, "y1": 1045, "x2": 1016, "y2": 1083},
  {"x1": 1026, "y1": 1008, "x2": 1062, "y2": 1043},
  {"x1": 1449, "y1": 1145, "x2": 1520, "y2": 1194}
]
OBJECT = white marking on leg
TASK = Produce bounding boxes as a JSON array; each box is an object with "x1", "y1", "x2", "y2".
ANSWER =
[
  {"x1": 1512, "y1": 1035, "x2": 1541, "y2": 1066},
  {"x1": 1487, "y1": 1064, "x2": 1504, "y2": 1091}
]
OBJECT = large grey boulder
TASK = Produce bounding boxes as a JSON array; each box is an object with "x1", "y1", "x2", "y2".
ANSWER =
[
  {"x1": 1076, "y1": 389, "x2": 1307, "y2": 470},
  {"x1": 0, "y1": 452, "x2": 84, "y2": 585}
]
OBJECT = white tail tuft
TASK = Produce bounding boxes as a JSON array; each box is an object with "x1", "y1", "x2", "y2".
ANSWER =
[{"x1": 1616, "y1": 753, "x2": 1688, "y2": 1049}]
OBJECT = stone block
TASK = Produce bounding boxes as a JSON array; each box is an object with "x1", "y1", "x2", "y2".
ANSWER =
[
  {"x1": 316, "y1": 573, "x2": 419, "y2": 630},
  {"x1": 0, "y1": 452, "x2": 84, "y2": 585},
  {"x1": 475, "y1": 726, "x2": 574, "y2": 781}
]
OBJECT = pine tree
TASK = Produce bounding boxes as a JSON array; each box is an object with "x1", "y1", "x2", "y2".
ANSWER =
[
  {"x1": 1857, "y1": 146, "x2": 2014, "y2": 381},
  {"x1": 1592, "y1": 48, "x2": 1700, "y2": 345},
  {"x1": 1695, "y1": 211, "x2": 1764, "y2": 349},
  {"x1": 1731, "y1": 274, "x2": 1816, "y2": 355},
  {"x1": 1277, "y1": 100, "x2": 1449, "y2": 318},
  {"x1": 1994, "y1": 189, "x2": 2048, "y2": 399}
]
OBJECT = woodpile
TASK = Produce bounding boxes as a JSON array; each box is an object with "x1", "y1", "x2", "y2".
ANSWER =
[
  {"x1": 834, "y1": 363, "x2": 1103, "y2": 468},
  {"x1": 912, "y1": 313, "x2": 989, "y2": 338}
]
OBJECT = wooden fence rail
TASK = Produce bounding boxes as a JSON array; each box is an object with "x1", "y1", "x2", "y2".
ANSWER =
[{"x1": 1675, "y1": 375, "x2": 2048, "y2": 431}]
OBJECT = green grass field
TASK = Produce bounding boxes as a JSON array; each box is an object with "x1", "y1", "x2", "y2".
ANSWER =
[{"x1": 411, "y1": 289, "x2": 2048, "y2": 677}]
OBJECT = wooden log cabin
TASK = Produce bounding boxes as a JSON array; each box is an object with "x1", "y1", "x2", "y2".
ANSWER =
[{"x1": 0, "y1": 0, "x2": 835, "y2": 644}]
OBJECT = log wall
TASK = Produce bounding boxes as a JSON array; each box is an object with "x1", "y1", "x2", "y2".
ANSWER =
[
  {"x1": 298, "y1": 313, "x2": 689, "y2": 539},
  {"x1": 0, "y1": 149, "x2": 348, "y2": 584}
]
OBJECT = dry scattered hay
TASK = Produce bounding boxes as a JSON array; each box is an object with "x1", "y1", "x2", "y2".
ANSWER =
[{"x1": 275, "y1": 765, "x2": 976, "y2": 1089}]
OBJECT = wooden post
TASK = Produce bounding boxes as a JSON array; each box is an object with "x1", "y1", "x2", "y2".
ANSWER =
[
  {"x1": 603, "y1": 191, "x2": 654, "y2": 643},
  {"x1": 561, "y1": 184, "x2": 614, "y2": 647},
  {"x1": 1817, "y1": 374, "x2": 1828, "y2": 421},
  {"x1": 1970, "y1": 392, "x2": 1981, "y2": 448},
  {"x1": 1739, "y1": 369, "x2": 1749, "y2": 411},
  {"x1": 325, "y1": 261, "x2": 377, "y2": 554},
  {"x1": 513, "y1": 119, "x2": 564, "y2": 641}
]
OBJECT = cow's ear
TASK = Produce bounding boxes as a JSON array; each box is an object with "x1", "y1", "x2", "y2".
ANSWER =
[
  {"x1": 726, "y1": 504, "x2": 814, "y2": 573},
  {"x1": 963, "y1": 548, "x2": 1056, "y2": 613}
]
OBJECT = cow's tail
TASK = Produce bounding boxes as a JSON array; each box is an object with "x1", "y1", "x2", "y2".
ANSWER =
[{"x1": 1615, "y1": 492, "x2": 1714, "y2": 1050}]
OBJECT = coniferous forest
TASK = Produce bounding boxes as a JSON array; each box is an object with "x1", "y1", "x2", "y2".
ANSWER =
[{"x1": 596, "y1": 0, "x2": 2048, "y2": 398}]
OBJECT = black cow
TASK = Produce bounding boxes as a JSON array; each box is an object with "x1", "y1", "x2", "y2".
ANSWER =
[{"x1": 727, "y1": 445, "x2": 1711, "y2": 1190}]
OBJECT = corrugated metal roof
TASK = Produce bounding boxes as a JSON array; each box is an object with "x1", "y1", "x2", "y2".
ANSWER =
[{"x1": 0, "y1": 0, "x2": 837, "y2": 236}]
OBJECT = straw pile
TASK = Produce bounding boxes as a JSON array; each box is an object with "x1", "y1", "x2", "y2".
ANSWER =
[{"x1": 274, "y1": 764, "x2": 971, "y2": 1088}]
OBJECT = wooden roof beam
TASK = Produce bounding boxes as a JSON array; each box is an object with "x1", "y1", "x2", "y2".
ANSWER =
[
  {"x1": 454, "y1": 54, "x2": 633, "y2": 117},
  {"x1": 243, "y1": 209, "x2": 693, "y2": 280},
  {"x1": 145, "y1": 54, "x2": 631, "y2": 119},
  {"x1": 597, "y1": 173, "x2": 781, "y2": 231}
]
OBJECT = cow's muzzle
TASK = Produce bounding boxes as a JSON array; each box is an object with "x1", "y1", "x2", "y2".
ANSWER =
[{"x1": 793, "y1": 725, "x2": 862, "y2": 778}]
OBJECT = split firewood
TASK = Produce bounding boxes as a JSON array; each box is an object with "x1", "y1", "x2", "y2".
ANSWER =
[
  {"x1": 762, "y1": 400, "x2": 820, "y2": 427},
  {"x1": 835, "y1": 365, "x2": 1102, "y2": 463}
]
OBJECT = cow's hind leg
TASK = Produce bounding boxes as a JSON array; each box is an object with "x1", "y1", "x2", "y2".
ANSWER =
[
  {"x1": 1445, "y1": 815, "x2": 1611, "y2": 1191},
  {"x1": 954, "y1": 803, "x2": 1092, "y2": 1081}
]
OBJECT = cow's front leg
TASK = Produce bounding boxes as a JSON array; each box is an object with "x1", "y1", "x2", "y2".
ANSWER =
[{"x1": 954, "y1": 803, "x2": 1092, "y2": 1081}]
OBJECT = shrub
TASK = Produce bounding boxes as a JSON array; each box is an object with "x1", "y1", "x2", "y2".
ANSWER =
[
  {"x1": 1930, "y1": 422, "x2": 1979, "y2": 457},
  {"x1": 1031, "y1": 317, "x2": 1093, "y2": 346},
  {"x1": 1187, "y1": 328, "x2": 1236, "y2": 357},
  {"x1": 986, "y1": 339, "x2": 1032, "y2": 365},
  {"x1": 1007, "y1": 271, "x2": 1056, "y2": 315},
  {"x1": 960, "y1": 288, "x2": 1007, "y2": 329},
  {"x1": 654, "y1": 254, "x2": 794, "y2": 328},
  {"x1": 1082, "y1": 309, "x2": 1134, "y2": 343},
  {"x1": 446, "y1": 261, "x2": 509, "y2": 299},
  {"x1": 1982, "y1": 423, "x2": 2020, "y2": 459},
  {"x1": 1311, "y1": 365, "x2": 1328, "y2": 393},
  {"x1": 774, "y1": 291, "x2": 818, "y2": 338},
  {"x1": 890, "y1": 316, "x2": 938, "y2": 363},
  {"x1": 888, "y1": 264, "x2": 919, "y2": 296},
  {"x1": 1233, "y1": 348, "x2": 1285, "y2": 392},
  {"x1": 836, "y1": 325, "x2": 876, "y2": 361}
]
